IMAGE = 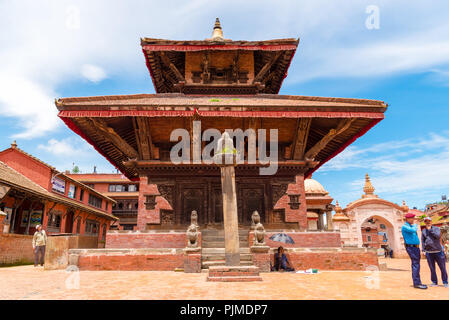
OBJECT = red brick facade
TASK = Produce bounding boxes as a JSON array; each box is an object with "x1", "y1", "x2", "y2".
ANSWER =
[
  {"x1": 105, "y1": 232, "x2": 201, "y2": 249},
  {"x1": 274, "y1": 174, "x2": 308, "y2": 230},
  {"x1": 248, "y1": 231, "x2": 341, "y2": 248},
  {"x1": 75, "y1": 249, "x2": 185, "y2": 271},
  {"x1": 0, "y1": 234, "x2": 34, "y2": 265}
]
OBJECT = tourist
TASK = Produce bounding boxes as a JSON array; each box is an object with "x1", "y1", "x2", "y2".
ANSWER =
[
  {"x1": 401, "y1": 213, "x2": 427, "y2": 289},
  {"x1": 421, "y1": 217, "x2": 448, "y2": 287},
  {"x1": 274, "y1": 246, "x2": 294, "y2": 272},
  {"x1": 32, "y1": 224, "x2": 47, "y2": 267},
  {"x1": 389, "y1": 248, "x2": 393, "y2": 259}
]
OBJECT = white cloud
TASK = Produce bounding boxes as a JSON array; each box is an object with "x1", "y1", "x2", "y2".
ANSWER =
[
  {"x1": 38, "y1": 138, "x2": 79, "y2": 156},
  {"x1": 321, "y1": 132, "x2": 449, "y2": 200},
  {"x1": 81, "y1": 64, "x2": 107, "y2": 83}
]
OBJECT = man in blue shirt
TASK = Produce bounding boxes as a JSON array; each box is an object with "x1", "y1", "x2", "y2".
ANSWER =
[
  {"x1": 401, "y1": 213, "x2": 427, "y2": 289},
  {"x1": 421, "y1": 217, "x2": 448, "y2": 287}
]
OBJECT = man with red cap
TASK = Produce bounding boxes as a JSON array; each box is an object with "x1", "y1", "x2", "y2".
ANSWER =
[{"x1": 401, "y1": 212, "x2": 427, "y2": 289}]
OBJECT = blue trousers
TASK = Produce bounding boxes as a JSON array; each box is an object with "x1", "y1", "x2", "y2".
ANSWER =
[
  {"x1": 406, "y1": 246, "x2": 422, "y2": 286},
  {"x1": 425, "y1": 251, "x2": 448, "y2": 285}
]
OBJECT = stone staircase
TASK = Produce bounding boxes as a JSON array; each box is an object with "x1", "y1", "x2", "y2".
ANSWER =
[{"x1": 201, "y1": 229, "x2": 252, "y2": 270}]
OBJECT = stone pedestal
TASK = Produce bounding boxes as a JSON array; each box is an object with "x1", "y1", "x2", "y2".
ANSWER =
[
  {"x1": 250, "y1": 246, "x2": 271, "y2": 272},
  {"x1": 183, "y1": 247, "x2": 201, "y2": 273},
  {"x1": 207, "y1": 265, "x2": 262, "y2": 282}
]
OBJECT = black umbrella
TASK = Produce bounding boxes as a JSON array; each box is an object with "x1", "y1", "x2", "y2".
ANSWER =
[{"x1": 269, "y1": 233, "x2": 295, "y2": 244}]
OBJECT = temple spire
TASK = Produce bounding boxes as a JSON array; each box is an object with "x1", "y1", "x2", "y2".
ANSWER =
[
  {"x1": 362, "y1": 173, "x2": 377, "y2": 198},
  {"x1": 210, "y1": 18, "x2": 224, "y2": 41}
]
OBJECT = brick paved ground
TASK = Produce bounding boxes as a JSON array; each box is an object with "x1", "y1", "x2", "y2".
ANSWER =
[{"x1": 1, "y1": 258, "x2": 448, "y2": 300}]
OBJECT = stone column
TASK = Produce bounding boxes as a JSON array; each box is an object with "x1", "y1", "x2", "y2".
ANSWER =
[
  {"x1": 215, "y1": 132, "x2": 240, "y2": 266},
  {"x1": 326, "y1": 211, "x2": 333, "y2": 231},
  {"x1": 220, "y1": 165, "x2": 240, "y2": 266}
]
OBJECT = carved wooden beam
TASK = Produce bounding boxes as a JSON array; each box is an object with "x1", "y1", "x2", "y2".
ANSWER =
[
  {"x1": 291, "y1": 118, "x2": 312, "y2": 160},
  {"x1": 133, "y1": 117, "x2": 153, "y2": 160},
  {"x1": 90, "y1": 118, "x2": 138, "y2": 159},
  {"x1": 253, "y1": 51, "x2": 283, "y2": 83},
  {"x1": 159, "y1": 52, "x2": 185, "y2": 82},
  {"x1": 304, "y1": 118, "x2": 357, "y2": 160}
]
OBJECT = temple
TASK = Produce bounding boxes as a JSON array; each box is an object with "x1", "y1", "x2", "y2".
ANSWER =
[{"x1": 54, "y1": 19, "x2": 386, "y2": 275}]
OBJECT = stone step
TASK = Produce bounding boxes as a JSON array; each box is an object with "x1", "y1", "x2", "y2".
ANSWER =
[
  {"x1": 202, "y1": 253, "x2": 253, "y2": 262},
  {"x1": 202, "y1": 235, "x2": 249, "y2": 242},
  {"x1": 202, "y1": 248, "x2": 251, "y2": 254},
  {"x1": 201, "y1": 260, "x2": 254, "y2": 268},
  {"x1": 201, "y1": 241, "x2": 249, "y2": 248},
  {"x1": 202, "y1": 230, "x2": 249, "y2": 236}
]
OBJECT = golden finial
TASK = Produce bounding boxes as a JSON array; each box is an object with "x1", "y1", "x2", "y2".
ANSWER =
[
  {"x1": 210, "y1": 18, "x2": 224, "y2": 41},
  {"x1": 11, "y1": 140, "x2": 17, "y2": 149},
  {"x1": 334, "y1": 200, "x2": 342, "y2": 214},
  {"x1": 363, "y1": 173, "x2": 375, "y2": 196},
  {"x1": 401, "y1": 200, "x2": 409, "y2": 212}
]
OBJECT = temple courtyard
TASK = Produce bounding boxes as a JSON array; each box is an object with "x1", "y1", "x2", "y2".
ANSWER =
[{"x1": 1, "y1": 258, "x2": 448, "y2": 300}]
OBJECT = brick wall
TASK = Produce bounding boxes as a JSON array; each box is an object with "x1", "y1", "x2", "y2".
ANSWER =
[
  {"x1": 137, "y1": 176, "x2": 173, "y2": 230},
  {"x1": 248, "y1": 231, "x2": 341, "y2": 248},
  {"x1": 0, "y1": 234, "x2": 34, "y2": 265},
  {"x1": 274, "y1": 175, "x2": 307, "y2": 230},
  {"x1": 251, "y1": 248, "x2": 379, "y2": 271},
  {"x1": 0, "y1": 149, "x2": 52, "y2": 190},
  {"x1": 73, "y1": 248, "x2": 185, "y2": 271},
  {"x1": 281, "y1": 249, "x2": 379, "y2": 270},
  {"x1": 105, "y1": 231, "x2": 201, "y2": 249}
]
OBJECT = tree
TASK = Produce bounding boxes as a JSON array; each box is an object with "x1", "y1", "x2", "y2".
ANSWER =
[{"x1": 72, "y1": 166, "x2": 80, "y2": 173}]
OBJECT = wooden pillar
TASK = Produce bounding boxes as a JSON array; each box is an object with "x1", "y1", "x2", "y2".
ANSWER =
[{"x1": 220, "y1": 165, "x2": 240, "y2": 266}]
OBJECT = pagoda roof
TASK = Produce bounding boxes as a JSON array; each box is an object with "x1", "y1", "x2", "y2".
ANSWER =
[
  {"x1": 56, "y1": 93, "x2": 386, "y2": 180},
  {"x1": 56, "y1": 93, "x2": 386, "y2": 111},
  {"x1": 141, "y1": 37, "x2": 299, "y2": 94}
]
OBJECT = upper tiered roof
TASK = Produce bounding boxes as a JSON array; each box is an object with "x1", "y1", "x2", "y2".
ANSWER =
[{"x1": 141, "y1": 18, "x2": 299, "y2": 95}]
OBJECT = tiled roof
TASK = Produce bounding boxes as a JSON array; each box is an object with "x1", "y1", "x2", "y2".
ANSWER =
[
  {"x1": 2, "y1": 146, "x2": 115, "y2": 203},
  {"x1": 56, "y1": 93, "x2": 387, "y2": 109},
  {"x1": 0, "y1": 161, "x2": 117, "y2": 221}
]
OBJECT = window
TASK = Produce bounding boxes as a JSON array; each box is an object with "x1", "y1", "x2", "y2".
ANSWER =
[
  {"x1": 367, "y1": 235, "x2": 372, "y2": 242},
  {"x1": 88, "y1": 194, "x2": 102, "y2": 209},
  {"x1": 85, "y1": 219, "x2": 99, "y2": 235},
  {"x1": 80, "y1": 189, "x2": 84, "y2": 201},
  {"x1": 68, "y1": 184, "x2": 77, "y2": 199},
  {"x1": 380, "y1": 224, "x2": 386, "y2": 229},
  {"x1": 108, "y1": 184, "x2": 139, "y2": 192},
  {"x1": 105, "y1": 202, "x2": 108, "y2": 211}
]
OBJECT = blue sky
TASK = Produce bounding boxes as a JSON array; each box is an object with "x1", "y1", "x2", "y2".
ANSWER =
[{"x1": 1, "y1": 0, "x2": 449, "y2": 210}]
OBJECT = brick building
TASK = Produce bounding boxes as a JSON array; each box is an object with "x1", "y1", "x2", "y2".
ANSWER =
[
  {"x1": 67, "y1": 173, "x2": 139, "y2": 230},
  {"x1": 0, "y1": 142, "x2": 117, "y2": 244}
]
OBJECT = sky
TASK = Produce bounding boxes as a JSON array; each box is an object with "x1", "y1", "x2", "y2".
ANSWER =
[{"x1": 1, "y1": 0, "x2": 449, "y2": 210}]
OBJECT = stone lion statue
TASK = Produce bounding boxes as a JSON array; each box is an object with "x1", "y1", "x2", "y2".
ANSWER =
[
  {"x1": 186, "y1": 210, "x2": 199, "y2": 248},
  {"x1": 251, "y1": 211, "x2": 266, "y2": 246}
]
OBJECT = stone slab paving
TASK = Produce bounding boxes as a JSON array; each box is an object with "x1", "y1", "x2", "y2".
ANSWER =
[{"x1": 0, "y1": 258, "x2": 448, "y2": 300}]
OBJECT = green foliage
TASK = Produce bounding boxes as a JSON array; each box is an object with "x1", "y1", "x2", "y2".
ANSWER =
[{"x1": 72, "y1": 165, "x2": 80, "y2": 173}]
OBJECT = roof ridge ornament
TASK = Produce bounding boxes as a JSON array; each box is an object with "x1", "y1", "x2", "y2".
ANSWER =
[
  {"x1": 209, "y1": 18, "x2": 224, "y2": 41},
  {"x1": 362, "y1": 173, "x2": 377, "y2": 198}
]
